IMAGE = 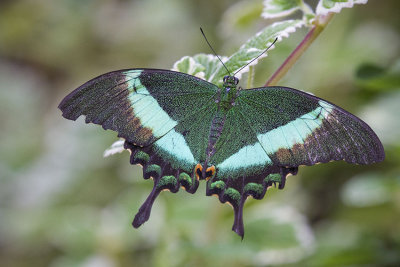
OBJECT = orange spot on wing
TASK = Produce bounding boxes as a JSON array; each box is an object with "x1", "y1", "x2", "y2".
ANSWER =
[
  {"x1": 205, "y1": 165, "x2": 216, "y2": 180},
  {"x1": 195, "y1": 163, "x2": 203, "y2": 180}
]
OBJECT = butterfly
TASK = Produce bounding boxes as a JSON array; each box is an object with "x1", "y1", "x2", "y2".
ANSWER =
[{"x1": 59, "y1": 68, "x2": 384, "y2": 237}]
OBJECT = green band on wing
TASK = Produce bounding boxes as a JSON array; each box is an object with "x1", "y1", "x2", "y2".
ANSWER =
[
  {"x1": 124, "y1": 70, "x2": 178, "y2": 138},
  {"x1": 216, "y1": 142, "x2": 272, "y2": 177},
  {"x1": 154, "y1": 129, "x2": 196, "y2": 171},
  {"x1": 258, "y1": 100, "x2": 333, "y2": 154}
]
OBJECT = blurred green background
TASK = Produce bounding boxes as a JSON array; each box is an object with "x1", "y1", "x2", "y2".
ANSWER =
[{"x1": 1, "y1": 0, "x2": 399, "y2": 266}]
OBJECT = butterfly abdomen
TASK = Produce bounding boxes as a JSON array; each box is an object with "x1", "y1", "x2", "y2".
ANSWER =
[{"x1": 207, "y1": 111, "x2": 226, "y2": 154}]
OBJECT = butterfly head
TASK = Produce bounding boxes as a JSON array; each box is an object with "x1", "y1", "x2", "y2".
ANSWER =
[
  {"x1": 223, "y1": 75, "x2": 239, "y2": 88},
  {"x1": 221, "y1": 76, "x2": 239, "y2": 109}
]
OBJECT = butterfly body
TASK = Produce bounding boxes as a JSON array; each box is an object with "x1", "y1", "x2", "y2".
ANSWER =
[{"x1": 59, "y1": 68, "x2": 384, "y2": 237}]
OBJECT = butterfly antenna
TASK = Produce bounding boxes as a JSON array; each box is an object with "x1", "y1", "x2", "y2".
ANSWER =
[
  {"x1": 233, "y1": 37, "x2": 278, "y2": 76},
  {"x1": 200, "y1": 27, "x2": 232, "y2": 76}
]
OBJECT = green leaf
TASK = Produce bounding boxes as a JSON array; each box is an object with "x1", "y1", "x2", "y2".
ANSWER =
[
  {"x1": 356, "y1": 60, "x2": 400, "y2": 91},
  {"x1": 172, "y1": 54, "x2": 228, "y2": 81},
  {"x1": 211, "y1": 19, "x2": 305, "y2": 86},
  {"x1": 171, "y1": 56, "x2": 206, "y2": 78},
  {"x1": 220, "y1": 0, "x2": 264, "y2": 31},
  {"x1": 194, "y1": 54, "x2": 229, "y2": 81},
  {"x1": 262, "y1": 0, "x2": 314, "y2": 19},
  {"x1": 316, "y1": 0, "x2": 368, "y2": 16}
]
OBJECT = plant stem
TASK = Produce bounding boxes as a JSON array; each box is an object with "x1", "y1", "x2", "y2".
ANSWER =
[{"x1": 265, "y1": 13, "x2": 335, "y2": 86}]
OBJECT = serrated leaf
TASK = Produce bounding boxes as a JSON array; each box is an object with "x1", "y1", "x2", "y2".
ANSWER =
[
  {"x1": 194, "y1": 54, "x2": 229, "y2": 81},
  {"x1": 171, "y1": 56, "x2": 206, "y2": 79},
  {"x1": 262, "y1": 0, "x2": 303, "y2": 19},
  {"x1": 316, "y1": 0, "x2": 368, "y2": 16},
  {"x1": 211, "y1": 19, "x2": 305, "y2": 85},
  {"x1": 103, "y1": 139, "x2": 125, "y2": 157},
  {"x1": 172, "y1": 54, "x2": 228, "y2": 81},
  {"x1": 262, "y1": 0, "x2": 315, "y2": 23}
]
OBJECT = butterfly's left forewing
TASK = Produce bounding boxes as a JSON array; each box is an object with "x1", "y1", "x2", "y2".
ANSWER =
[{"x1": 237, "y1": 86, "x2": 384, "y2": 167}]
